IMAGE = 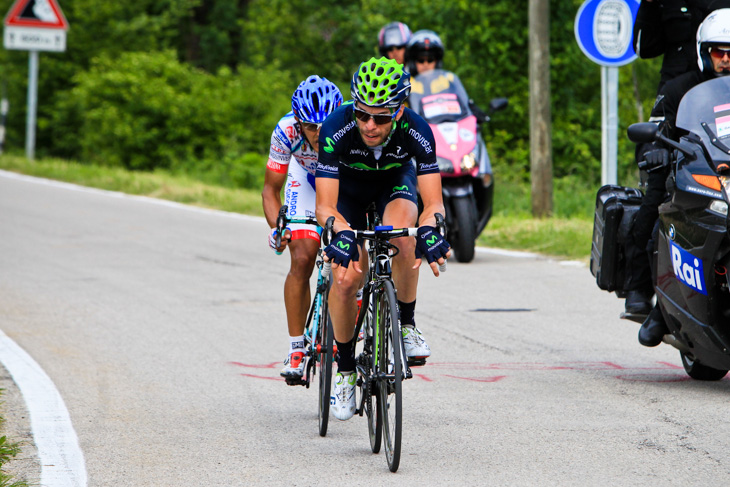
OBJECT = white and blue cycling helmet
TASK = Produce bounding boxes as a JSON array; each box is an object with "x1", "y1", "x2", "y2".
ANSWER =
[{"x1": 291, "y1": 75, "x2": 343, "y2": 123}]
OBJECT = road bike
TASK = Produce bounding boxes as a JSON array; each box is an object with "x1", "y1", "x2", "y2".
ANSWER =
[
  {"x1": 274, "y1": 205, "x2": 335, "y2": 436},
  {"x1": 334, "y1": 207, "x2": 445, "y2": 472}
]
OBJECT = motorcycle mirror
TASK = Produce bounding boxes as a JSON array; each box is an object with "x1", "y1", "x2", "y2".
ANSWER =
[
  {"x1": 627, "y1": 122, "x2": 658, "y2": 143},
  {"x1": 489, "y1": 97, "x2": 509, "y2": 112}
]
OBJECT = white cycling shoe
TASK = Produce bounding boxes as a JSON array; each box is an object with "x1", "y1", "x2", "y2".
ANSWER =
[
  {"x1": 331, "y1": 372, "x2": 357, "y2": 421},
  {"x1": 402, "y1": 325, "x2": 431, "y2": 360},
  {"x1": 280, "y1": 351, "x2": 306, "y2": 379}
]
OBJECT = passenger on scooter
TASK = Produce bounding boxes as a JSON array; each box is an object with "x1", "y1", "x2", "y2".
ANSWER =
[
  {"x1": 633, "y1": 8, "x2": 730, "y2": 346},
  {"x1": 625, "y1": 0, "x2": 730, "y2": 317},
  {"x1": 378, "y1": 21, "x2": 411, "y2": 65},
  {"x1": 405, "y1": 29, "x2": 489, "y2": 123}
]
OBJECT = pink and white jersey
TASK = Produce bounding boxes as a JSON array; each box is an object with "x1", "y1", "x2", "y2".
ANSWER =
[{"x1": 266, "y1": 112, "x2": 318, "y2": 176}]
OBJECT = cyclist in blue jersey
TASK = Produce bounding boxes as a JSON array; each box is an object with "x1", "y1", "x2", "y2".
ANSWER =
[
  {"x1": 316, "y1": 57, "x2": 451, "y2": 421},
  {"x1": 262, "y1": 76, "x2": 343, "y2": 382}
]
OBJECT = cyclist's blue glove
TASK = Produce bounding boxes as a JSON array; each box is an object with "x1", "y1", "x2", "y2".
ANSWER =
[
  {"x1": 324, "y1": 230, "x2": 359, "y2": 268},
  {"x1": 415, "y1": 226, "x2": 450, "y2": 264}
]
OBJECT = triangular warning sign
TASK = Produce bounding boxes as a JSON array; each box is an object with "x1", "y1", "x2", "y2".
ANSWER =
[{"x1": 4, "y1": 0, "x2": 68, "y2": 29}]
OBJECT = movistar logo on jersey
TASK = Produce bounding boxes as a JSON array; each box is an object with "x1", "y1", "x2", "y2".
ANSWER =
[
  {"x1": 324, "y1": 137, "x2": 335, "y2": 153},
  {"x1": 670, "y1": 242, "x2": 707, "y2": 295},
  {"x1": 324, "y1": 120, "x2": 357, "y2": 154},
  {"x1": 393, "y1": 185, "x2": 409, "y2": 191},
  {"x1": 408, "y1": 128, "x2": 433, "y2": 154},
  {"x1": 337, "y1": 241, "x2": 350, "y2": 251},
  {"x1": 426, "y1": 235, "x2": 438, "y2": 245},
  {"x1": 401, "y1": 121, "x2": 409, "y2": 131}
]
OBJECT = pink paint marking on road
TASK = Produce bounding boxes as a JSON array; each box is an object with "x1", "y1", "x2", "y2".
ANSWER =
[
  {"x1": 410, "y1": 373, "x2": 433, "y2": 382},
  {"x1": 443, "y1": 375, "x2": 507, "y2": 383},
  {"x1": 240, "y1": 373, "x2": 282, "y2": 381},
  {"x1": 230, "y1": 361, "x2": 279, "y2": 369}
]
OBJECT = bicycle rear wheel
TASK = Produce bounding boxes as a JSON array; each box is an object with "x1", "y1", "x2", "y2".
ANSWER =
[
  {"x1": 317, "y1": 288, "x2": 333, "y2": 437},
  {"x1": 376, "y1": 280, "x2": 402, "y2": 472}
]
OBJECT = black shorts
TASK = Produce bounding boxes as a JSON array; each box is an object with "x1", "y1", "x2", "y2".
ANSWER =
[{"x1": 337, "y1": 164, "x2": 418, "y2": 230}]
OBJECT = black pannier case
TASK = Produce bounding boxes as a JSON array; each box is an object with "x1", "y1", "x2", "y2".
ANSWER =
[{"x1": 590, "y1": 185, "x2": 643, "y2": 295}]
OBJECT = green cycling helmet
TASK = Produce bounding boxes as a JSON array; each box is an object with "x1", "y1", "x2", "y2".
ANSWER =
[{"x1": 350, "y1": 56, "x2": 411, "y2": 109}]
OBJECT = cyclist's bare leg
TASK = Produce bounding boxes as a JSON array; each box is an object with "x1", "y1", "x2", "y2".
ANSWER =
[
  {"x1": 382, "y1": 198, "x2": 418, "y2": 302},
  {"x1": 284, "y1": 237, "x2": 319, "y2": 336},
  {"x1": 328, "y1": 247, "x2": 366, "y2": 343}
]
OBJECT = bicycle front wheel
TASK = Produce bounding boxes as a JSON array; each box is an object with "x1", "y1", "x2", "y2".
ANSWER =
[
  {"x1": 318, "y1": 288, "x2": 333, "y2": 437},
  {"x1": 376, "y1": 279, "x2": 403, "y2": 472}
]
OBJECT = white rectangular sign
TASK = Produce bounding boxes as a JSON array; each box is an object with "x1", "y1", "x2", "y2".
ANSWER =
[{"x1": 3, "y1": 25, "x2": 66, "y2": 51}]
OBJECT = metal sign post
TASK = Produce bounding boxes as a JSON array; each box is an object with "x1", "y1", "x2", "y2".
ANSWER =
[
  {"x1": 3, "y1": 0, "x2": 69, "y2": 159},
  {"x1": 575, "y1": 0, "x2": 639, "y2": 185}
]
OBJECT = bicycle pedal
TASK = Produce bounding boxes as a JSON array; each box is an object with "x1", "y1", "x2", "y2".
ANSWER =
[
  {"x1": 407, "y1": 358, "x2": 427, "y2": 367},
  {"x1": 284, "y1": 376, "x2": 307, "y2": 387}
]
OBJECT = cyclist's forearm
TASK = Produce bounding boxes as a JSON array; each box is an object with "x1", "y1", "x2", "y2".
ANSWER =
[{"x1": 419, "y1": 203, "x2": 445, "y2": 228}]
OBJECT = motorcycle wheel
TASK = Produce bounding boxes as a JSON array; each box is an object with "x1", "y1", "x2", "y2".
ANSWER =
[
  {"x1": 451, "y1": 196, "x2": 477, "y2": 263},
  {"x1": 680, "y1": 352, "x2": 728, "y2": 381}
]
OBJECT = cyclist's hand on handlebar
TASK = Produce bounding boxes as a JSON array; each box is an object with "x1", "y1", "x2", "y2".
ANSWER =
[
  {"x1": 323, "y1": 230, "x2": 361, "y2": 283},
  {"x1": 324, "y1": 230, "x2": 360, "y2": 268},
  {"x1": 268, "y1": 228, "x2": 291, "y2": 255},
  {"x1": 413, "y1": 225, "x2": 452, "y2": 276}
]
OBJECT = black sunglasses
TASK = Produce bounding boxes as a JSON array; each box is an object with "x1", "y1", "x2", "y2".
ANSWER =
[
  {"x1": 353, "y1": 107, "x2": 396, "y2": 125},
  {"x1": 416, "y1": 56, "x2": 436, "y2": 64}
]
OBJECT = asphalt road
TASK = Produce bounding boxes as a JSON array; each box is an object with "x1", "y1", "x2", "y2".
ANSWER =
[{"x1": 2, "y1": 171, "x2": 730, "y2": 486}]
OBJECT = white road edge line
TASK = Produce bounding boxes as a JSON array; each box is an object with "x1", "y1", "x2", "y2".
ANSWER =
[{"x1": 0, "y1": 329, "x2": 87, "y2": 487}]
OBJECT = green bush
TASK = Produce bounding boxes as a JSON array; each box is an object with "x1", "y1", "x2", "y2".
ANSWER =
[{"x1": 50, "y1": 50, "x2": 291, "y2": 186}]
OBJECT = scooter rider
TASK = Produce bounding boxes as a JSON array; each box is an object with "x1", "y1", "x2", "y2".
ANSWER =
[
  {"x1": 378, "y1": 21, "x2": 412, "y2": 65},
  {"x1": 634, "y1": 8, "x2": 730, "y2": 346},
  {"x1": 316, "y1": 57, "x2": 451, "y2": 420},
  {"x1": 262, "y1": 76, "x2": 343, "y2": 380}
]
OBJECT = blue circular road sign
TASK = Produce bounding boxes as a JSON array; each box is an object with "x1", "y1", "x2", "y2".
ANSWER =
[{"x1": 575, "y1": 0, "x2": 640, "y2": 67}]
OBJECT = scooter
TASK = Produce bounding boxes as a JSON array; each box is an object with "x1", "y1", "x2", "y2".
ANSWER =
[
  {"x1": 625, "y1": 75, "x2": 730, "y2": 380},
  {"x1": 409, "y1": 68, "x2": 508, "y2": 263}
]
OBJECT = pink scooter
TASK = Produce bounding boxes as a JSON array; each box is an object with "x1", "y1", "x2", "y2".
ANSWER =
[{"x1": 409, "y1": 68, "x2": 507, "y2": 262}]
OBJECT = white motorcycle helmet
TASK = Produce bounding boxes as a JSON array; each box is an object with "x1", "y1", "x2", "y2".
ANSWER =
[{"x1": 696, "y1": 8, "x2": 730, "y2": 76}]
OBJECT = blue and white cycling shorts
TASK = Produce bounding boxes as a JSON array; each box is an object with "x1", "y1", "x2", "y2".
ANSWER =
[{"x1": 284, "y1": 158, "x2": 320, "y2": 243}]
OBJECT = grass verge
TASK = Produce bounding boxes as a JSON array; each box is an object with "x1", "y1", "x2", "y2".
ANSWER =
[
  {"x1": 0, "y1": 154, "x2": 595, "y2": 260},
  {"x1": 0, "y1": 388, "x2": 28, "y2": 487}
]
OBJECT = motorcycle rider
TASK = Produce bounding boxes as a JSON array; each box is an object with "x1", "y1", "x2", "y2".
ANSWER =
[
  {"x1": 633, "y1": 0, "x2": 730, "y2": 93},
  {"x1": 262, "y1": 76, "x2": 343, "y2": 380},
  {"x1": 625, "y1": 0, "x2": 730, "y2": 317},
  {"x1": 316, "y1": 57, "x2": 451, "y2": 420},
  {"x1": 406, "y1": 29, "x2": 490, "y2": 123},
  {"x1": 633, "y1": 8, "x2": 730, "y2": 346},
  {"x1": 378, "y1": 21, "x2": 412, "y2": 65}
]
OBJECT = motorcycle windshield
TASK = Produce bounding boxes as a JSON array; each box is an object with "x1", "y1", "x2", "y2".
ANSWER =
[
  {"x1": 676, "y1": 76, "x2": 730, "y2": 165},
  {"x1": 409, "y1": 69, "x2": 471, "y2": 124}
]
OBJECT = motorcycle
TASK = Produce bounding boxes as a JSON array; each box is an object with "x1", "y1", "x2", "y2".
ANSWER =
[
  {"x1": 408, "y1": 68, "x2": 508, "y2": 263},
  {"x1": 625, "y1": 75, "x2": 730, "y2": 380}
]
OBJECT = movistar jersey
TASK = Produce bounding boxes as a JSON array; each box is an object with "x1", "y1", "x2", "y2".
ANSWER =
[{"x1": 316, "y1": 103, "x2": 438, "y2": 179}]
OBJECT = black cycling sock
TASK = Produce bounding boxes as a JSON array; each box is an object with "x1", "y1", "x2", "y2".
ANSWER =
[
  {"x1": 398, "y1": 299, "x2": 415, "y2": 327},
  {"x1": 335, "y1": 339, "x2": 356, "y2": 373}
]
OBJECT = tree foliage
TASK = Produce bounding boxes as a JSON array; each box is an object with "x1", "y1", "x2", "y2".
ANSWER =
[{"x1": 0, "y1": 0, "x2": 662, "y2": 189}]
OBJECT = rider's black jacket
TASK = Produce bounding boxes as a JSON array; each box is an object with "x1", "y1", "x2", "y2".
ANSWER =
[
  {"x1": 633, "y1": 0, "x2": 730, "y2": 90},
  {"x1": 626, "y1": 70, "x2": 714, "y2": 292}
]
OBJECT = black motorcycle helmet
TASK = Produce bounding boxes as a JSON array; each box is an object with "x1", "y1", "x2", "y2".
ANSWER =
[
  {"x1": 378, "y1": 21, "x2": 412, "y2": 57},
  {"x1": 405, "y1": 29, "x2": 445, "y2": 75}
]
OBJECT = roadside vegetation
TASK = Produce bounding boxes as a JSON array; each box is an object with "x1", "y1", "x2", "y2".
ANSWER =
[
  {"x1": 0, "y1": 154, "x2": 593, "y2": 260},
  {"x1": 0, "y1": 389, "x2": 28, "y2": 487}
]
